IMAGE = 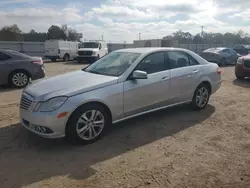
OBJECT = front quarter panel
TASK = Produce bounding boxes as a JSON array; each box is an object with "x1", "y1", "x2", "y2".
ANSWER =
[{"x1": 68, "y1": 82, "x2": 124, "y2": 122}]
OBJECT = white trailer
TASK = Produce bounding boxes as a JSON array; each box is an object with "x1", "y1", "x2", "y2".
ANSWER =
[{"x1": 44, "y1": 40, "x2": 79, "y2": 61}]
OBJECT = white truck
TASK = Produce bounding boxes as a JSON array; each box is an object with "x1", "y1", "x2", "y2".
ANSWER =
[
  {"x1": 44, "y1": 40, "x2": 79, "y2": 62},
  {"x1": 77, "y1": 41, "x2": 108, "y2": 63}
]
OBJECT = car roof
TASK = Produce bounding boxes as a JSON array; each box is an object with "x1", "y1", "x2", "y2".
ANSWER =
[
  {"x1": 0, "y1": 49, "x2": 30, "y2": 57},
  {"x1": 203, "y1": 47, "x2": 229, "y2": 52},
  {"x1": 115, "y1": 47, "x2": 190, "y2": 54}
]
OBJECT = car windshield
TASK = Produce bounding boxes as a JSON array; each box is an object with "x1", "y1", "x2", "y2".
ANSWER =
[
  {"x1": 82, "y1": 42, "x2": 99, "y2": 48},
  {"x1": 84, "y1": 52, "x2": 141, "y2": 77}
]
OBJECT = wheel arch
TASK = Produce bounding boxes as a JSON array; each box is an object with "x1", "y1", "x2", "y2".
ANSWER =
[
  {"x1": 65, "y1": 100, "x2": 113, "y2": 132},
  {"x1": 8, "y1": 69, "x2": 31, "y2": 83}
]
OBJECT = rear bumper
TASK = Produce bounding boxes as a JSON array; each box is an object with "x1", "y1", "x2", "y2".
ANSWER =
[
  {"x1": 211, "y1": 80, "x2": 221, "y2": 95},
  {"x1": 45, "y1": 55, "x2": 59, "y2": 59},
  {"x1": 31, "y1": 66, "x2": 46, "y2": 80}
]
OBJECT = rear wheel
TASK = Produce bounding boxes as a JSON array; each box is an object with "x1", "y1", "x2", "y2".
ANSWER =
[
  {"x1": 51, "y1": 57, "x2": 57, "y2": 62},
  {"x1": 10, "y1": 71, "x2": 30, "y2": 88},
  {"x1": 66, "y1": 104, "x2": 110, "y2": 144},
  {"x1": 191, "y1": 84, "x2": 210, "y2": 110},
  {"x1": 63, "y1": 54, "x2": 70, "y2": 61}
]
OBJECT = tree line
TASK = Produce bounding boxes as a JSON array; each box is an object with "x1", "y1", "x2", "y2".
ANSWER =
[
  {"x1": 0, "y1": 24, "x2": 81, "y2": 42},
  {"x1": 163, "y1": 30, "x2": 250, "y2": 45},
  {"x1": 1, "y1": 24, "x2": 250, "y2": 45}
]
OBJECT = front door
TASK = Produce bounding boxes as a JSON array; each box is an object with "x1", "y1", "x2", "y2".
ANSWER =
[
  {"x1": 123, "y1": 51, "x2": 170, "y2": 117},
  {"x1": 166, "y1": 51, "x2": 202, "y2": 103}
]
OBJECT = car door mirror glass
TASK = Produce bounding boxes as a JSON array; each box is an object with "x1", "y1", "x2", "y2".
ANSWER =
[{"x1": 132, "y1": 70, "x2": 148, "y2": 79}]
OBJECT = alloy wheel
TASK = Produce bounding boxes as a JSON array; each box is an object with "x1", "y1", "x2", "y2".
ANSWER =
[
  {"x1": 76, "y1": 110, "x2": 105, "y2": 140},
  {"x1": 195, "y1": 87, "x2": 209, "y2": 108},
  {"x1": 12, "y1": 72, "x2": 28, "y2": 87}
]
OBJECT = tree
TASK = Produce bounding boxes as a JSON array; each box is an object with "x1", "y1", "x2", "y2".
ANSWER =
[
  {"x1": 47, "y1": 25, "x2": 67, "y2": 40},
  {"x1": 0, "y1": 24, "x2": 23, "y2": 41}
]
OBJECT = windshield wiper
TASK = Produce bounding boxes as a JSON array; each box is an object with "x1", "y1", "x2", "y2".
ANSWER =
[{"x1": 86, "y1": 70, "x2": 103, "y2": 75}]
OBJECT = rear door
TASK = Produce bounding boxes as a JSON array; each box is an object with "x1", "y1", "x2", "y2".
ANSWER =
[
  {"x1": 166, "y1": 51, "x2": 202, "y2": 103},
  {"x1": 0, "y1": 52, "x2": 12, "y2": 85}
]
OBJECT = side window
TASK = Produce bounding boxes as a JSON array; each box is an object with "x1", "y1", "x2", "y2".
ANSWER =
[
  {"x1": 167, "y1": 51, "x2": 189, "y2": 69},
  {"x1": 0, "y1": 52, "x2": 11, "y2": 61},
  {"x1": 222, "y1": 49, "x2": 230, "y2": 53},
  {"x1": 99, "y1": 43, "x2": 102, "y2": 49},
  {"x1": 135, "y1": 52, "x2": 165, "y2": 74},
  {"x1": 188, "y1": 55, "x2": 199, "y2": 65}
]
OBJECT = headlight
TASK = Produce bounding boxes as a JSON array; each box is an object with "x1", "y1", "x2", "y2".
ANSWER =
[
  {"x1": 92, "y1": 51, "x2": 96, "y2": 55},
  {"x1": 237, "y1": 58, "x2": 243, "y2": 64},
  {"x1": 35, "y1": 96, "x2": 68, "y2": 112}
]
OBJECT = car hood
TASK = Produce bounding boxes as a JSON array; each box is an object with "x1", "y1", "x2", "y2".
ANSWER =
[
  {"x1": 239, "y1": 54, "x2": 250, "y2": 60},
  {"x1": 24, "y1": 70, "x2": 118, "y2": 101},
  {"x1": 78, "y1": 48, "x2": 98, "y2": 51}
]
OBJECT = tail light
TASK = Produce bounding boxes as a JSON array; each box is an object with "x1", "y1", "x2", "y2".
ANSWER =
[
  {"x1": 237, "y1": 58, "x2": 243, "y2": 68},
  {"x1": 32, "y1": 58, "x2": 43, "y2": 65},
  {"x1": 216, "y1": 67, "x2": 222, "y2": 75}
]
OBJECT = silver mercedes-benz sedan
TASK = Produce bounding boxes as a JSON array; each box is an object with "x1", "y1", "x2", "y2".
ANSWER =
[{"x1": 20, "y1": 48, "x2": 222, "y2": 144}]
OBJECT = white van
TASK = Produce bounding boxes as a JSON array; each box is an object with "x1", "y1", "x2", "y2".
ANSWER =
[
  {"x1": 45, "y1": 40, "x2": 79, "y2": 62},
  {"x1": 77, "y1": 41, "x2": 108, "y2": 63}
]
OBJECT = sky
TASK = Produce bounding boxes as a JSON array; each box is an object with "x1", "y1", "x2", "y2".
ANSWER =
[{"x1": 0, "y1": 0, "x2": 250, "y2": 42}]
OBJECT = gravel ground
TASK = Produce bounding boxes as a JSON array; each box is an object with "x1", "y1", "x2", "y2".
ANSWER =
[{"x1": 0, "y1": 62, "x2": 250, "y2": 188}]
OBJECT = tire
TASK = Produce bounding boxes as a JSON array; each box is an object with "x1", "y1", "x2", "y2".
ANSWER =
[
  {"x1": 191, "y1": 83, "x2": 210, "y2": 110},
  {"x1": 51, "y1": 57, "x2": 57, "y2": 62},
  {"x1": 219, "y1": 58, "x2": 226, "y2": 67},
  {"x1": 66, "y1": 104, "x2": 111, "y2": 144},
  {"x1": 236, "y1": 76, "x2": 245, "y2": 80},
  {"x1": 9, "y1": 70, "x2": 30, "y2": 88},
  {"x1": 63, "y1": 54, "x2": 70, "y2": 62},
  {"x1": 77, "y1": 59, "x2": 82, "y2": 64}
]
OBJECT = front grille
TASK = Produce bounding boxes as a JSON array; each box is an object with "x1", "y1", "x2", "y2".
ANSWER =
[
  {"x1": 20, "y1": 95, "x2": 33, "y2": 110},
  {"x1": 244, "y1": 60, "x2": 250, "y2": 68},
  {"x1": 78, "y1": 51, "x2": 93, "y2": 56}
]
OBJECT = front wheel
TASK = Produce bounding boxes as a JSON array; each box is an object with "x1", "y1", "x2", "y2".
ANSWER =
[
  {"x1": 191, "y1": 84, "x2": 210, "y2": 110},
  {"x1": 66, "y1": 104, "x2": 110, "y2": 144}
]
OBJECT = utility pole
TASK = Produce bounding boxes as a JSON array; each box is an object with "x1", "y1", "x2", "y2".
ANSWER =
[
  {"x1": 139, "y1": 32, "x2": 141, "y2": 40},
  {"x1": 201, "y1": 25, "x2": 204, "y2": 44},
  {"x1": 101, "y1": 34, "x2": 104, "y2": 41}
]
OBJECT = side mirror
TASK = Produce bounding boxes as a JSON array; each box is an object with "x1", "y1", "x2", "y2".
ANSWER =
[{"x1": 132, "y1": 70, "x2": 148, "y2": 79}]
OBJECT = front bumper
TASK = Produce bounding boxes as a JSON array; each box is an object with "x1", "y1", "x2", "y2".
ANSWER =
[
  {"x1": 19, "y1": 98, "x2": 76, "y2": 139},
  {"x1": 77, "y1": 56, "x2": 98, "y2": 62}
]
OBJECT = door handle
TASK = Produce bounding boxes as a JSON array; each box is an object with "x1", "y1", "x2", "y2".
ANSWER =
[
  {"x1": 161, "y1": 76, "x2": 168, "y2": 81},
  {"x1": 192, "y1": 70, "x2": 199, "y2": 74}
]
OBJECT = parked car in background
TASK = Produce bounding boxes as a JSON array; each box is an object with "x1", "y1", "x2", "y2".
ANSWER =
[
  {"x1": 77, "y1": 41, "x2": 108, "y2": 63},
  {"x1": 45, "y1": 40, "x2": 79, "y2": 62},
  {"x1": 235, "y1": 54, "x2": 250, "y2": 79},
  {"x1": 233, "y1": 45, "x2": 250, "y2": 56},
  {"x1": 20, "y1": 47, "x2": 221, "y2": 144},
  {"x1": 0, "y1": 49, "x2": 45, "y2": 88},
  {"x1": 200, "y1": 47, "x2": 241, "y2": 66}
]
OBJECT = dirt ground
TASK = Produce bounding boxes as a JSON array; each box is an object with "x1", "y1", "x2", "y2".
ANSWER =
[{"x1": 0, "y1": 62, "x2": 250, "y2": 188}]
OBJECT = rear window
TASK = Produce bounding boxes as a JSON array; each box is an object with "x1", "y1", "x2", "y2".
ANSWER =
[
  {"x1": 0, "y1": 52, "x2": 12, "y2": 61},
  {"x1": 8, "y1": 50, "x2": 30, "y2": 58}
]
